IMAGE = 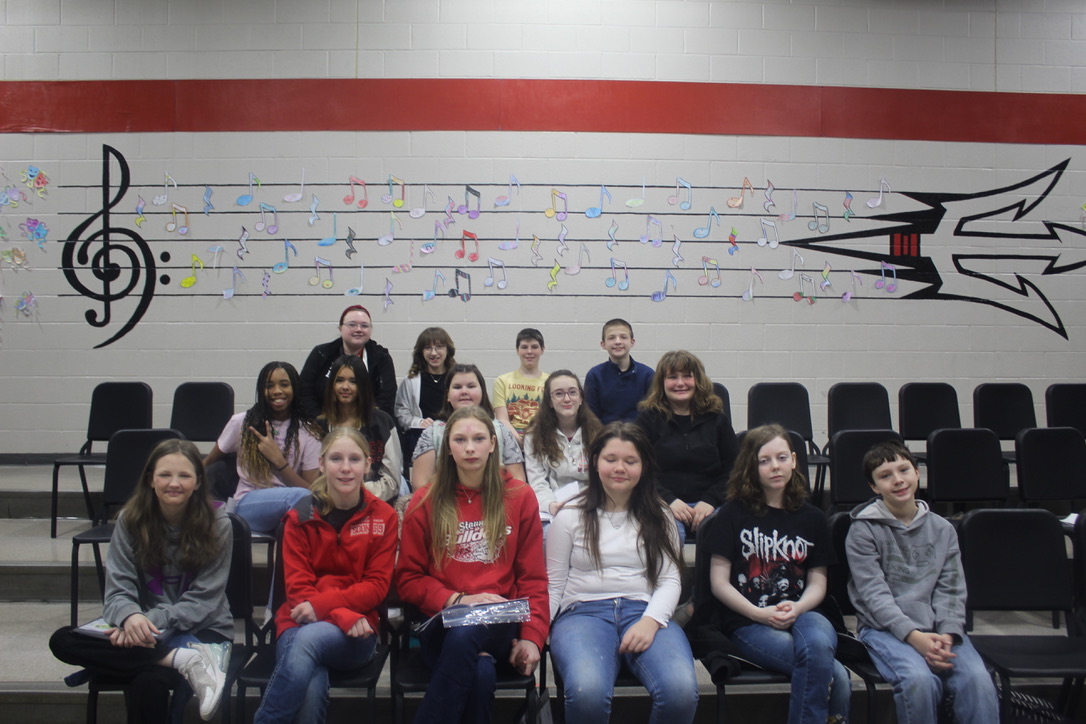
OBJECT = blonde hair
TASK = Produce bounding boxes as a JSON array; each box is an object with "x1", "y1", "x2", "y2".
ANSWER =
[{"x1": 309, "y1": 428, "x2": 371, "y2": 517}]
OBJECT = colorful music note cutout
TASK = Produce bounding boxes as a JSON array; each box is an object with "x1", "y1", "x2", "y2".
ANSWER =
[
  {"x1": 223, "y1": 266, "x2": 245, "y2": 299},
  {"x1": 763, "y1": 180, "x2": 776, "y2": 213},
  {"x1": 819, "y1": 262, "x2": 833, "y2": 291},
  {"x1": 793, "y1": 273, "x2": 816, "y2": 305},
  {"x1": 443, "y1": 196, "x2": 456, "y2": 229},
  {"x1": 345, "y1": 227, "x2": 358, "y2": 259},
  {"x1": 457, "y1": 185, "x2": 481, "y2": 219},
  {"x1": 693, "y1": 207, "x2": 720, "y2": 239},
  {"x1": 255, "y1": 202, "x2": 279, "y2": 235},
  {"x1": 779, "y1": 188, "x2": 798, "y2": 223},
  {"x1": 484, "y1": 257, "x2": 508, "y2": 290},
  {"x1": 728, "y1": 227, "x2": 740, "y2": 256},
  {"x1": 867, "y1": 178, "x2": 891, "y2": 209},
  {"x1": 565, "y1": 243, "x2": 590, "y2": 276},
  {"x1": 202, "y1": 185, "x2": 214, "y2": 215},
  {"x1": 625, "y1": 180, "x2": 646, "y2": 208},
  {"x1": 422, "y1": 269, "x2": 445, "y2": 301},
  {"x1": 456, "y1": 231, "x2": 479, "y2": 262},
  {"x1": 843, "y1": 192, "x2": 855, "y2": 221},
  {"x1": 651, "y1": 270, "x2": 677, "y2": 302},
  {"x1": 450, "y1": 269, "x2": 472, "y2": 302},
  {"x1": 309, "y1": 195, "x2": 321, "y2": 225},
  {"x1": 807, "y1": 202, "x2": 830, "y2": 234},
  {"x1": 672, "y1": 234, "x2": 684, "y2": 267},
  {"x1": 236, "y1": 226, "x2": 250, "y2": 259},
  {"x1": 842, "y1": 270, "x2": 862, "y2": 302},
  {"x1": 779, "y1": 250, "x2": 804, "y2": 281},
  {"x1": 698, "y1": 256, "x2": 722, "y2": 288},
  {"x1": 309, "y1": 256, "x2": 334, "y2": 289},
  {"x1": 498, "y1": 219, "x2": 520, "y2": 251},
  {"x1": 727, "y1": 177, "x2": 754, "y2": 208},
  {"x1": 207, "y1": 245, "x2": 224, "y2": 269},
  {"x1": 756, "y1": 218, "x2": 780, "y2": 249},
  {"x1": 383, "y1": 278, "x2": 394, "y2": 310},
  {"x1": 667, "y1": 177, "x2": 693, "y2": 210},
  {"x1": 390, "y1": 176, "x2": 406, "y2": 208},
  {"x1": 236, "y1": 172, "x2": 260, "y2": 206},
  {"x1": 495, "y1": 175, "x2": 520, "y2": 207},
  {"x1": 317, "y1": 212, "x2": 338, "y2": 247},
  {"x1": 874, "y1": 261, "x2": 897, "y2": 293},
  {"x1": 607, "y1": 219, "x2": 619, "y2": 250},
  {"x1": 741, "y1": 268, "x2": 764, "y2": 302},
  {"x1": 179, "y1": 254, "x2": 204, "y2": 288},
  {"x1": 585, "y1": 185, "x2": 612, "y2": 218},
  {"x1": 283, "y1": 169, "x2": 305, "y2": 203},
  {"x1": 409, "y1": 184, "x2": 435, "y2": 219},
  {"x1": 547, "y1": 261, "x2": 561, "y2": 291},
  {"x1": 424, "y1": 221, "x2": 445, "y2": 255},
  {"x1": 343, "y1": 176, "x2": 368, "y2": 209},
  {"x1": 345, "y1": 262, "x2": 365, "y2": 296},
  {"x1": 605, "y1": 258, "x2": 630, "y2": 291},
  {"x1": 273, "y1": 240, "x2": 298, "y2": 274},
  {"x1": 261, "y1": 271, "x2": 271, "y2": 298},
  {"x1": 544, "y1": 188, "x2": 568, "y2": 221},
  {"x1": 165, "y1": 203, "x2": 189, "y2": 235},
  {"x1": 134, "y1": 196, "x2": 147, "y2": 227},
  {"x1": 557, "y1": 224, "x2": 569, "y2": 255},
  {"x1": 640, "y1": 215, "x2": 663, "y2": 247},
  {"x1": 153, "y1": 172, "x2": 176, "y2": 206},
  {"x1": 378, "y1": 212, "x2": 402, "y2": 246},
  {"x1": 530, "y1": 235, "x2": 543, "y2": 266}
]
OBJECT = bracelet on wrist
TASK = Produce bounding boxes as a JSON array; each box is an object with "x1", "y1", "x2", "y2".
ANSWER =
[
  {"x1": 453, "y1": 592, "x2": 466, "y2": 605},
  {"x1": 275, "y1": 461, "x2": 288, "y2": 472}
]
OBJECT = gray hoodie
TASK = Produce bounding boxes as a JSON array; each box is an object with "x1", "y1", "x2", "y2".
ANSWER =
[{"x1": 846, "y1": 498, "x2": 966, "y2": 642}]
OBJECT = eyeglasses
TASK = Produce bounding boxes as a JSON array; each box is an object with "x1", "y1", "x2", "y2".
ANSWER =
[
  {"x1": 551, "y1": 389, "x2": 581, "y2": 400},
  {"x1": 343, "y1": 322, "x2": 371, "y2": 330}
]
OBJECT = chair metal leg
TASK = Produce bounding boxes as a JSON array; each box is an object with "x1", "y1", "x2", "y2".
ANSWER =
[
  {"x1": 87, "y1": 687, "x2": 98, "y2": 724},
  {"x1": 92, "y1": 543, "x2": 106, "y2": 600},
  {"x1": 71, "y1": 540, "x2": 82, "y2": 627},
  {"x1": 51, "y1": 464, "x2": 61, "y2": 539},
  {"x1": 78, "y1": 465, "x2": 94, "y2": 522}
]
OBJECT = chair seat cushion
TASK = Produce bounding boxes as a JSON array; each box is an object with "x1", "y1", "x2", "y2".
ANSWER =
[
  {"x1": 971, "y1": 634, "x2": 1086, "y2": 677},
  {"x1": 393, "y1": 648, "x2": 534, "y2": 693}
]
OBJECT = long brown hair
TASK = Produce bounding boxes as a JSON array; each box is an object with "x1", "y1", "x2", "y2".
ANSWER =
[
  {"x1": 319, "y1": 355, "x2": 375, "y2": 428},
  {"x1": 415, "y1": 406, "x2": 511, "y2": 568},
  {"x1": 407, "y1": 327, "x2": 457, "y2": 378},
  {"x1": 239, "y1": 361, "x2": 321, "y2": 487},
  {"x1": 574, "y1": 422, "x2": 682, "y2": 590},
  {"x1": 638, "y1": 350, "x2": 722, "y2": 419},
  {"x1": 309, "y1": 427, "x2": 371, "y2": 517},
  {"x1": 120, "y1": 439, "x2": 222, "y2": 573},
  {"x1": 525, "y1": 370, "x2": 602, "y2": 468},
  {"x1": 726, "y1": 424, "x2": 809, "y2": 515}
]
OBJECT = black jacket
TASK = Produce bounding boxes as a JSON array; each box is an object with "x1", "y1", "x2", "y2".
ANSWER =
[
  {"x1": 634, "y1": 408, "x2": 738, "y2": 507},
  {"x1": 300, "y1": 338, "x2": 397, "y2": 419}
]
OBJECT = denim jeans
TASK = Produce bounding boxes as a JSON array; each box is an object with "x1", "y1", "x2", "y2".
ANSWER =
[
  {"x1": 236, "y1": 487, "x2": 311, "y2": 534},
  {"x1": 550, "y1": 598, "x2": 698, "y2": 724},
  {"x1": 859, "y1": 628, "x2": 998, "y2": 724},
  {"x1": 253, "y1": 621, "x2": 378, "y2": 724},
  {"x1": 731, "y1": 611, "x2": 850, "y2": 724},
  {"x1": 414, "y1": 620, "x2": 519, "y2": 724}
]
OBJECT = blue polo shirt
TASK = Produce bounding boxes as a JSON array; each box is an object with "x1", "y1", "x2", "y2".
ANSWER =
[{"x1": 584, "y1": 356, "x2": 654, "y2": 424}]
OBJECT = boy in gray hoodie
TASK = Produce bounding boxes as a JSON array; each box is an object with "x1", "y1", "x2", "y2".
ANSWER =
[{"x1": 846, "y1": 441, "x2": 997, "y2": 724}]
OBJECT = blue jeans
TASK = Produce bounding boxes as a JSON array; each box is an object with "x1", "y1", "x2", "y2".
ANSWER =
[
  {"x1": 550, "y1": 598, "x2": 698, "y2": 724},
  {"x1": 731, "y1": 611, "x2": 850, "y2": 724},
  {"x1": 254, "y1": 621, "x2": 378, "y2": 724},
  {"x1": 236, "y1": 487, "x2": 310, "y2": 534},
  {"x1": 859, "y1": 628, "x2": 997, "y2": 724},
  {"x1": 414, "y1": 620, "x2": 519, "y2": 724}
]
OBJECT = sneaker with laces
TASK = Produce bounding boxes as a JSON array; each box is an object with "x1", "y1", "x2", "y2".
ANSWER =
[{"x1": 179, "y1": 642, "x2": 229, "y2": 720}]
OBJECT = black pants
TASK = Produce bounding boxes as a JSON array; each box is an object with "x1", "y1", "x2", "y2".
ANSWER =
[{"x1": 49, "y1": 626, "x2": 227, "y2": 724}]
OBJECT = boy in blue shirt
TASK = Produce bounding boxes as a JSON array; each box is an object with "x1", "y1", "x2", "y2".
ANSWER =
[
  {"x1": 583, "y1": 318, "x2": 653, "y2": 424},
  {"x1": 846, "y1": 440, "x2": 998, "y2": 724}
]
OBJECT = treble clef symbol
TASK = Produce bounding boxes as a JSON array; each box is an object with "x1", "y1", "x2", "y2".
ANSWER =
[{"x1": 63, "y1": 145, "x2": 157, "y2": 349}]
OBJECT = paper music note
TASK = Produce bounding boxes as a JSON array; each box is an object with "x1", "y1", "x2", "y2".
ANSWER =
[
  {"x1": 207, "y1": 245, "x2": 224, "y2": 270},
  {"x1": 843, "y1": 192, "x2": 855, "y2": 221},
  {"x1": 807, "y1": 202, "x2": 830, "y2": 234},
  {"x1": 585, "y1": 185, "x2": 612, "y2": 218},
  {"x1": 497, "y1": 221, "x2": 519, "y2": 251},
  {"x1": 640, "y1": 214, "x2": 663, "y2": 246},
  {"x1": 779, "y1": 188, "x2": 798, "y2": 223},
  {"x1": 457, "y1": 185, "x2": 481, "y2": 219},
  {"x1": 153, "y1": 172, "x2": 176, "y2": 206},
  {"x1": 565, "y1": 243, "x2": 590, "y2": 275},
  {"x1": 383, "y1": 278, "x2": 394, "y2": 310},
  {"x1": 728, "y1": 227, "x2": 740, "y2": 255},
  {"x1": 874, "y1": 261, "x2": 897, "y2": 293},
  {"x1": 756, "y1": 218, "x2": 780, "y2": 249},
  {"x1": 495, "y1": 175, "x2": 520, "y2": 207},
  {"x1": 443, "y1": 196, "x2": 456, "y2": 229},
  {"x1": 544, "y1": 188, "x2": 568, "y2": 221},
  {"x1": 179, "y1": 254, "x2": 204, "y2": 288},
  {"x1": 605, "y1": 258, "x2": 630, "y2": 291},
  {"x1": 236, "y1": 226, "x2": 250, "y2": 259},
  {"x1": 779, "y1": 250, "x2": 804, "y2": 280},
  {"x1": 393, "y1": 238, "x2": 415, "y2": 274},
  {"x1": 261, "y1": 271, "x2": 271, "y2": 298},
  {"x1": 819, "y1": 262, "x2": 833, "y2": 291},
  {"x1": 345, "y1": 262, "x2": 365, "y2": 296},
  {"x1": 273, "y1": 239, "x2": 298, "y2": 274},
  {"x1": 607, "y1": 219, "x2": 619, "y2": 250},
  {"x1": 409, "y1": 184, "x2": 434, "y2": 218},
  {"x1": 698, "y1": 256, "x2": 722, "y2": 288},
  {"x1": 546, "y1": 260, "x2": 561, "y2": 291},
  {"x1": 741, "y1": 268, "x2": 764, "y2": 302},
  {"x1": 421, "y1": 269, "x2": 445, "y2": 301},
  {"x1": 236, "y1": 172, "x2": 260, "y2": 206},
  {"x1": 456, "y1": 230, "x2": 479, "y2": 262},
  {"x1": 450, "y1": 269, "x2": 472, "y2": 302},
  {"x1": 793, "y1": 273, "x2": 816, "y2": 305},
  {"x1": 671, "y1": 234, "x2": 684, "y2": 267},
  {"x1": 317, "y1": 212, "x2": 338, "y2": 247},
  {"x1": 557, "y1": 224, "x2": 569, "y2": 255},
  {"x1": 667, "y1": 177, "x2": 692, "y2": 210},
  {"x1": 202, "y1": 185, "x2": 214, "y2": 215},
  {"x1": 763, "y1": 180, "x2": 776, "y2": 213},
  {"x1": 651, "y1": 269, "x2": 678, "y2": 302},
  {"x1": 283, "y1": 168, "x2": 305, "y2": 203},
  {"x1": 842, "y1": 270, "x2": 862, "y2": 302},
  {"x1": 625, "y1": 179, "x2": 646, "y2": 208},
  {"x1": 530, "y1": 235, "x2": 543, "y2": 266},
  {"x1": 867, "y1": 178, "x2": 891, "y2": 208},
  {"x1": 390, "y1": 176, "x2": 406, "y2": 208},
  {"x1": 308, "y1": 195, "x2": 321, "y2": 225},
  {"x1": 424, "y1": 221, "x2": 445, "y2": 255},
  {"x1": 223, "y1": 266, "x2": 245, "y2": 299},
  {"x1": 255, "y1": 202, "x2": 279, "y2": 235},
  {"x1": 727, "y1": 177, "x2": 754, "y2": 208},
  {"x1": 378, "y1": 212, "x2": 402, "y2": 246},
  {"x1": 345, "y1": 227, "x2": 358, "y2": 259},
  {"x1": 693, "y1": 206, "x2": 720, "y2": 239},
  {"x1": 165, "y1": 203, "x2": 190, "y2": 235},
  {"x1": 134, "y1": 196, "x2": 147, "y2": 227},
  {"x1": 309, "y1": 256, "x2": 334, "y2": 289},
  {"x1": 480, "y1": 257, "x2": 507, "y2": 290},
  {"x1": 343, "y1": 176, "x2": 368, "y2": 208},
  {"x1": 381, "y1": 176, "x2": 394, "y2": 204}
]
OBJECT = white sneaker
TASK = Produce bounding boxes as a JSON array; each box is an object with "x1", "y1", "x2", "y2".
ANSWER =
[{"x1": 179, "y1": 642, "x2": 229, "y2": 721}]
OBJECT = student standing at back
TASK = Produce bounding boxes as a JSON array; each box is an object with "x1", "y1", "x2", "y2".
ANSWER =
[
  {"x1": 584, "y1": 318, "x2": 654, "y2": 424},
  {"x1": 846, "y1": 440, "x2": 998, "y2": 724},
  {"x1": 492, "y1": 328, "x2": 549, "y2": 446}
]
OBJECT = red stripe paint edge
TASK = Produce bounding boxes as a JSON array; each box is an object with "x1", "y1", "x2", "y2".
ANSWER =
[{"x1": 1, "y1": 79, "x2": 1082, "y2": 144}]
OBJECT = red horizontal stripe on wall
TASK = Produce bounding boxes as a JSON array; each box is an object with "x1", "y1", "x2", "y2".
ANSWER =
[{"x1": 1, "y1": 79, "x2": 1083, "y2": 144}]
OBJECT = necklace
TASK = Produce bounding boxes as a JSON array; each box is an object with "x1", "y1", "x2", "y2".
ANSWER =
[
  {"x1": 604, "y1": 510, "x2": 626, "y2": 530},
  {"x1": 428, "y1": 372, "x2": 443, "y2": 384}
]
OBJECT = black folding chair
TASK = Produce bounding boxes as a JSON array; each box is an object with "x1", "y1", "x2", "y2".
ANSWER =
[
  {"x1": 1047, "y1": 383, "x2": 1086, "y2": 437},
  {"x1": 827, "y1": 429, "x2": 903, "y2": 510},
  {"x1": 926, "y1": 428, "x2": 1008, "y2": 510},
  {"x1": 1015, "y1": 427, "x2": 1086, "y2": 515},
  {"x1": 170, "y1": 381, "x2": 234, "y2": 442},
  {"x1": 973, "y1": 383, "x2": 1037, "y2": 464},
  {"x1": 898, "y1": 382, "x2": 961, "y2": 464},
  {"x1": 747, "y1": 382, "x2": 829, "y2": 496}
]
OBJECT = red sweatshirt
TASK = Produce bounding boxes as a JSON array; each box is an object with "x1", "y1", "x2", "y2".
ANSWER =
[
  {"x1": 395, "y1": 473, "x2": 550, "y2": 650},
  {"x1": 276, "y1": 491, "x2": 398, "y2": 636}
]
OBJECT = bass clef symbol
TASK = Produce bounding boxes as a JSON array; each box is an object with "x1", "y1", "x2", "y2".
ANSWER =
[{"x1": 63, "y1": 145, "x2": 157, "y2": 349}]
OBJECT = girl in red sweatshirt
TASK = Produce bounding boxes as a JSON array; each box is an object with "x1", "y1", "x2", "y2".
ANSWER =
[{"x1": 396, "y1": 406, "x2": 548, "y2": 724}]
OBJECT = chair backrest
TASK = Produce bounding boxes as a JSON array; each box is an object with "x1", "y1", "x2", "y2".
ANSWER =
[
  {"x1": 898, "y1": 382, "x2": 961, "y2": 441},
  {"x1": 972, "y1": 382, "x2": 1036, "y2": 441},
  {"x1": 926, "y1": 427, "x2": 1008, "y2": 504},
  {"x1": 226, "y1": 513, "x2": 254, "y2": 619},
  {"x1": 86, "y1": 381, "x2": 153, "y2": 442},
  {"x1": 170, "y1": 381, "x2": 234, "y2": 442},
  {"x1": 1071, "y1": 509, "x2": 1086, "y2": 622},
  {"x1": 735, "y1": 429, "x2": 810, "y2": 490},
  {"x1": 100, "y1": 428, "x2": 185, "y2": 514},
  {"x1": 827, "y1": 382, "x2": 892, "y2": 439},
  {"x1": 960, "y1": 508, "x2": 1072, "y2": 614},
  {"x1": 1015, "y1": 426, "x2": 1086, "y2": 503},
  {"x1": 747, "y1": 382, "x2": 815, "y2": 442},
  {"x1": 829, "y1": 429, "x2": 904, "y2": 507},
  {"x1": 826, "y1": 512, "x2": 856, "y2": 617},
  {"x1": 688, "y1": 508, "x2": 735, "y2": 660},
  {"x1": 712, "y1": 382, "x2": 731, "y2": 422},
  {"x1": 1046, "y1": 383, "x2": 1086, "y2": 437}
]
